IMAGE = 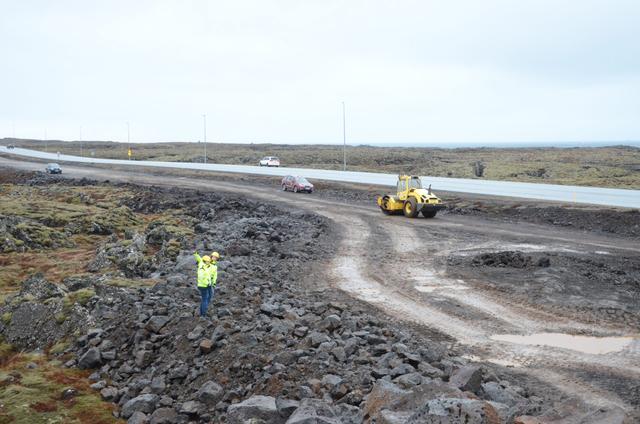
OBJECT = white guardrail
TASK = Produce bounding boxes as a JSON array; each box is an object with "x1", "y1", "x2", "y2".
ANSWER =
[{"x1": 1, "y1": 146, "x2": 639, "y2": 209}]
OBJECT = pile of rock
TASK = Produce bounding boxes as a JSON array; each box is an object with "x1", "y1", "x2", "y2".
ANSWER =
[{"x1": 0, "y1": 180, "x2": 556, "y2": 423}]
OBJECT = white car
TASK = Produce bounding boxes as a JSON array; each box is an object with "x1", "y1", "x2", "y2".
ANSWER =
[{"x1": 259, "y1": 156, "x2": 280, "y2": 167}]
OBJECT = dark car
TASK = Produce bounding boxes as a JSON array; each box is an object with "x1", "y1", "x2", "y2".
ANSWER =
[
  {"x1": 7, "y1": 144, "x2": 15, "y2": 149},
  {"x1": 281, "y1": 175, "x2": 314, "y2": 193},
  {"x1": 46, "y1": 163, "x2": 62, "y2": 174}
]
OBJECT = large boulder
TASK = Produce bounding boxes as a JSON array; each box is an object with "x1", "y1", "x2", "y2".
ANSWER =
[
  {"x1": 407, "y1": 398, "x2": 506, "y2": 424},
  {"x1": 450, "y1": 366, "x2": 483, "y2": 394},
  {"x1": 146, "y1": 316, "x2": 170, "y2": 333},
  {"x1": 2, "y1": 300, "x2": 89, "y2": 350},
  {"x1": 363, "y1": 378, "x2": 467, "y2": 422},
  {"x1": 121, "y1": 394, "x2": 160, "y2": 419},
  {"x1": 227, "y1": 395, "x2": 284, "y2": 424},
  {"x1": 78, "y1": 348, "x2": 102, "y2": 369},
  {"x1": 20, "y1": 274, "x2": 66, "y2": 300},
  {"x1": 482, "y1": 382, "x2": 526, "y2": 407},
  {"x1": 149, "y1": 407, "x2": 177, "y2": 424},
  {"x1": 362, "y1": 380, "x2": 411, "y2": 420},
  {"x1": 285, "y1": 399, "x2": 340, "y2": 424},
  {"x1": 276, "y1": 398, "x2": 299, "y2": 419},
  {"x1": 127, "y1": 411, "x2": 148, "y2": 424},
  {"x1": 197, "y1": 380, "x2": 224, "y2": 407}
]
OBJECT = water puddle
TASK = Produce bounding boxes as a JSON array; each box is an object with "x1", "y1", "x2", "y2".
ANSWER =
[
  {"x1": 491, "y1": 333, "x2": 634, "y2": 355},
  {"x1": 411, "y1": 270, "x2": 468, "y2": 293}
]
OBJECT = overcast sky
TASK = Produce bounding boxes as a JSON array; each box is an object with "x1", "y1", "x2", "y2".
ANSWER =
[{"x1": 1, "y1": 0, "x2": 639, "y2": 145}]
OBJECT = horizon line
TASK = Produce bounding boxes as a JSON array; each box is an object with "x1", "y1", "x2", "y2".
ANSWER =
[{"x1": 2, "y1": 137, "x2": 640, "y2": 149}]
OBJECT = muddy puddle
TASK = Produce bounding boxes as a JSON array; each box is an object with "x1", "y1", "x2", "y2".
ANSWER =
[
  {"x1": 491, "y1": 333, "x2": 636, "y2": 355},
  {"x1": 412, "y1": 269, "x2": 468, "y2": 293}
]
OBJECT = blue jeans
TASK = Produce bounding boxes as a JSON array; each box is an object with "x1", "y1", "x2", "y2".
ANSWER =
[{"x1": 198, "y1": 286, "x2": 214, "y2": 317}]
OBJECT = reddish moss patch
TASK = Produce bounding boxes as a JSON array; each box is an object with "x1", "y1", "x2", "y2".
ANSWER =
[
  {"x1": 74, "y1": 402, "x2": 117, "y2": 424},
  {"x1": 45, "y1": 369, "x2": 91, "y2": 392},
  {"x1": 30, "y1": 402, "x2": 57, "y2": 413}
]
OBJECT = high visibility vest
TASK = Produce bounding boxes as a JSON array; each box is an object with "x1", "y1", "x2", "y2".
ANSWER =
[
  {"x1": 210, "y1": 263, "x2": 218, "y2": 287},
  {"x1": 194, "y1": 252, "x2": 216, "y2": 288},
  {"x1": 197, "y1": 263, "x2": 212, "y2": 287}
]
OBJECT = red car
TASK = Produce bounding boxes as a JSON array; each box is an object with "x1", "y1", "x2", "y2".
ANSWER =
[{"x1": 281, "y1": 175, "x2": 314, "y2": 193}]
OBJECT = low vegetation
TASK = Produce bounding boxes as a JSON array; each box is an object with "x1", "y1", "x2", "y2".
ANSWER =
[
  {"x1": 0, "y1": 351, "x2": 122, "y2": 424},
  {"x1": 7, "y1": 138, "x2": 640, "y2": 189},
  {"x1": 0, "y1": 172, "x2": 196, "y2": 423}
]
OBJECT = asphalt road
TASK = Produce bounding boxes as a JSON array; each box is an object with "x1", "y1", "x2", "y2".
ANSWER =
[{"x1": 2, "y1": 145, "x2": 639, "y2": 208}]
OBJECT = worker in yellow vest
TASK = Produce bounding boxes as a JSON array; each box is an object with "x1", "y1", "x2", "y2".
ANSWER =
[{"x1": 194, "y1": 251, "x2": 220, "y2": 317}]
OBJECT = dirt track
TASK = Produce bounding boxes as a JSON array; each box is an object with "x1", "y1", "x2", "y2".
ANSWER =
[{"x1": 2, "y1": 156, "x2": 639, "y2": 419}]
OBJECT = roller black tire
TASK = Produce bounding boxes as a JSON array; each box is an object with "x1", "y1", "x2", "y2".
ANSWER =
[
  {"x1": 281, "y1": 185, "x2": 287, "y2": 191},
  {"x1": 293, "y1": 186, "x2": 299, "y2": 193},
  {"x1": 422, "y1": 209, "x2": 437, "y2": 218},
  {"x1": 403, "y1": 198, "x2": 419, "y2": 218}
]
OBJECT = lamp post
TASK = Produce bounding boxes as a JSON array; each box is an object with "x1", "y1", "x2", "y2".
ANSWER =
[
  {"x1": 202, "y1": 114, "x2": 207, "y2": 163},
  {"x1": 342, "y1": 101, "x2": 346, "y2": 171},
  {"x1": 127, "y1": 122, "x2": 130, "y2": 160},
  {"x1": 80, "y1": 126, "x2": 83, "y2": 157},
  {"x1": 44, "y1": 129, "x2": 47, "y2": 152}
]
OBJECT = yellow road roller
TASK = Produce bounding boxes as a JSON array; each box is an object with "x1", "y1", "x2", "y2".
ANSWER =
[{"x1": 377, "y1": 175, "x2": 446, "y2": 218}]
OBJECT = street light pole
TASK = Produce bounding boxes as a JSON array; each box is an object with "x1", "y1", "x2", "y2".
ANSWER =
[
  {"x1": 202, "y1": 114, "x2": 207, "y2": 164},
  {"x1": 80, "y1": 126, "x2": 83, "y2": 157},
  {"x1": 342, "y1": 101, "x2": 346, "y2": 171},
  {"x1": 44, "y1": 129, "x2": 47, "y2": 152},
  {"x1": 127, "y1": 122, "x2": 130, "y2": 160}
]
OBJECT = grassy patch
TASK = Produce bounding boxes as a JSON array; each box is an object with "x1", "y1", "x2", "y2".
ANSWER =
[
  {"x1": 0, "y1": 339, "x2": 13, "y2": 360},
  {"x1": 62, "y1": 289, "x2": 96, "y2": 312},
  {"x1": 1, "y1": 312, "x2": 12, "y2": 325},
  {"x1": 0, "y1": 185, "x2": 141, "y2": 235},
  {"x1": 0, "y1": 353, "x2": 122, "y2": 424},
  {"x1": 0, "y1": 234, "x2": 101, "y2": 302},
  {"x1": 48, "y1": 341, "x2": 70, "y2": 355}
]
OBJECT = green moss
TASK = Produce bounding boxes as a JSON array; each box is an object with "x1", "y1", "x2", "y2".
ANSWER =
[
  {"x1": 90, "y1": 205, "x2": 141, "y2": 233},
  {"x1": 11, "y1": 294, "x2": 35, "y2": 306},
  {"x1": 49, "y1": 340, "x2": 70, "y2": 354},
  {"x1": 54, "y1": 313, "x2": 67, "y2": 324},
  {"x1": 0, "y1": 186, "x2": 140, "y2": 237},
  {"x1": 7, "y1": 221, "x2": 74, "y2": 251},
  {"x1": 163, "y1": 238, "x2": 182, "y2": 260},
  {"x1": 62, "y1": 289, "x2": 96, "y2": 312},
  {"x1": 1, "y1": 312, "x2": 12, "y2": 325}
]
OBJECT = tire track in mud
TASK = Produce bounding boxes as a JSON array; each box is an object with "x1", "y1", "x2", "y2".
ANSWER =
[{"x1": 331, "y1": 214, "x2": 639, "y2": 414}]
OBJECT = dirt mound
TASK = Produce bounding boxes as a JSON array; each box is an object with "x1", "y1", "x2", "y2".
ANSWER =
[
  {"x1": 472, "y1": 251, "x2": 550, "y2": 268},
  {"x1": 447, "y1": 250, "x2": 640, "y2": 328},
  {"x1": 447, "y1": 201, "x2": 640, "y2": 239},
  {"x1": 0, "y1": 168, "x2": 40, "y2": 184}
]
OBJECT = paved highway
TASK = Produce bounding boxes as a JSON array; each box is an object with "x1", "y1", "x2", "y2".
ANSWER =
[{"x1": 1, "y1": 146, "x2": 639, "y2": 208}]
